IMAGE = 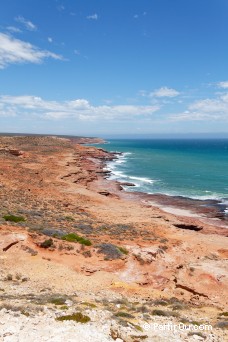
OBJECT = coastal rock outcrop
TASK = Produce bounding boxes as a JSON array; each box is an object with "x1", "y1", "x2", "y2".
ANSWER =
[{"x1": 132, "y1": 246, "x2": 165, "y2": 264}]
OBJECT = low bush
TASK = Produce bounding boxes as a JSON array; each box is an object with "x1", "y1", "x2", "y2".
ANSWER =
[
  {"x1": 115, "y1": 311, "x2": 135, "y2": 319},
  {"x1": 96, "y1": 243, "x2": 123, "y2": 260},
  {"x1": 56, "y1": 312, "x2": 90, "y2": 323},
  {"x1": 218, "y1": 312, "x2": 228, "y2": 317},
  {"x1": 40, "y1": 239, "x2": 54, "y2": 248},
  {"x1": 152, "y1": 299, "x2": 168, "y2": 306},
  {"x1": 118, "y1": 247, "x2": 129, "y2": 255},
  {"x1": 49, "y1": 296, "x2": 67, "y2": 305},
  {"x1": 81, "y1": 302, "x2": 96, "y2": 308},
  {"x1": 65, "y1": 216, "x2": 75, "y2": 221},
  {"x1": 152, "y1": 309, "x2": 179, "y2": 317},
  {"x1": 3, "y1": 215, "x2": 26, "y2": 222},
  {"x1": 61, "y1": 233, "x2": 92, "y2": 246}
]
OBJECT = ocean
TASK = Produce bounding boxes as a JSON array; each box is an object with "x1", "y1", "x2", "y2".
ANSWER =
[{"x1": 94, "y1": 139, "x2": 228, "y2": 214}]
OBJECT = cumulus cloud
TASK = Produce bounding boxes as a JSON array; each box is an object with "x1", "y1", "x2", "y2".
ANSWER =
[
  {"x1": 217, "y1": 81, "x2": 228, "y2": 89},
  {"x1": 170, "y1": 90, "x2": 228, "y2": 122},
  {"x1": 151, "y1": 87, "x2": 180, "y2": 98},
  {"x1": 15, "y1": 16, "x2": 37, "y2": 31},
  {"x1": 0, "y1": 33, "x2": 63, "y2": 69},
  {"x1": 6, "y1": 26, "x2": 22, "y2": 33},
  {"x1": 0, "y1": 95, "x2": 159, "y2": 120},
  {"x1": 86, "y1": 13, "x2": 98, "y2": 20}
]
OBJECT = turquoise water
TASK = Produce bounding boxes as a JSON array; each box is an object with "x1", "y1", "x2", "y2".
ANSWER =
[{"x1": 95, "y1": 139, "x2": 228, "y2": 207}]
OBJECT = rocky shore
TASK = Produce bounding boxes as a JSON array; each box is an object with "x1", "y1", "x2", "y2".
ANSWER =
[{"x1": 0, "y1": 135, "x2": 227, "y2": 341}]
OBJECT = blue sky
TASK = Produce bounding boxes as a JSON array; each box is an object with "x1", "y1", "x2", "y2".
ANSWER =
[{"x1": 0, "y1": 0, "x2": 228, "y2": 136}]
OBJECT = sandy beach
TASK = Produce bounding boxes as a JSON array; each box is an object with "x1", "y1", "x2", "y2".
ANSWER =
[{"x1": 0, "y1": 135, "x2": 227, "y2": 341}]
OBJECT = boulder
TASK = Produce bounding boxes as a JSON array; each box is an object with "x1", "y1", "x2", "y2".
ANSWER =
[{"x1": 132, "y1": 246, "x2": 164, "y2": 264}]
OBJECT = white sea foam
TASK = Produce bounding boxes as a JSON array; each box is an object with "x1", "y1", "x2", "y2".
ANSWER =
[
  {"x1": 122, "y1": 152, "x2": 132, "y2": 156},
  {"x1": 105, "y1": 152, "x2": 155, "y2": 187},
  {"x1": 108, "y1": 172, "x2": 155, "y2": 187},
  {"x1": 127, "y1": 175, "x2": 155, "y2": 184},
  {"x1": 109, "y1": 170, "x2": 125, "y2": 178}
]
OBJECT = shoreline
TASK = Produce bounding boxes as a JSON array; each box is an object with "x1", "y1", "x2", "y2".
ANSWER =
[
  {"x1": 95, "y1": 147, "x2": 228, "y2": 228},
  {"x1": 75, "y1": 142, "x2": 228, "y2": 236}
]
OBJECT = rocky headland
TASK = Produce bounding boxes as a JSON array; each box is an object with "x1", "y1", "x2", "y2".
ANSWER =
[{"x1": 0, "y1": 135, "x2": 227, "y2": 341}]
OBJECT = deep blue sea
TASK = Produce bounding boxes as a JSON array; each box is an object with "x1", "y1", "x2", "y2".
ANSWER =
[{"x1": 94, "y1": 139, "x2": 228, "y2": 211}]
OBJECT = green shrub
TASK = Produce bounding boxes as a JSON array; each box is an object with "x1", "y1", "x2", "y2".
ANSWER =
[
  {"x1": 115, "y1": 311, "x2": 135, "y2": 319},
  {"x1": 130, "y1": 323, "x2": 143, "y2": 332},
  {"x1": 152, "y1": 309, "x2": 179, "y2": 317},
  {"x1": 118, "y1": 247, "x2": 129, "y2": 255},
  {"x1": 152, "y1": 299, "x2": 168, "y2": 306},
  {"x1": 81, "y1": 302, "x2": 96, "y2": 308},
  {"x1": 61, "y1": 233, "x2": 92, "y2": 246},
  {"x1": 65, "y1": 216, "x2": 75, "y2": 221},
  {"x1": 49, "y1": 297, "x2": 66, "y2": 305},
  {"x1": 40, "y1": 239, "x2": 54, "y2": 248},
  {"x1": 60, "y1": 305, "x2": 68, "y2": 310},
  {"x1": 3, "y1": 215, "x2": 26, "y2": 222},
  {"x1": 56, "y1": 312, "x2": 90, "y2": 323}
]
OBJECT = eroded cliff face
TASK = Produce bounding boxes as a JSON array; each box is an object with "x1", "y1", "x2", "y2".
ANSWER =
[{"x1": 0, "y1": 136, "x2": 227, "y2": 341}]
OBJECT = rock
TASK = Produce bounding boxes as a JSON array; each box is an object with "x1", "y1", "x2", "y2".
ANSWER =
[
  {"x1": 81, "y1": 266, "x2": 100, "y2": 275},
  {"x1": 1, "y1": 233, "x2": 26, "y2": 252},
  {"x1": 98, "y1": 191, "x2": 111, "y2": 196},
  {"x1": 9, "y1": 149, "x2": 24, "y2": 156},
  {"x1": 119, "y1": 182, "x2": 135, "y2": 187},
  {"x1": 3, "y1": 240, "x2": 19, "y2": 252},
  {"x1": 174, "y1": 224, "x2": 203, "y2": 232},
  {"x1": 132, "y1": 246, "x2": 164, "y2": 264}
]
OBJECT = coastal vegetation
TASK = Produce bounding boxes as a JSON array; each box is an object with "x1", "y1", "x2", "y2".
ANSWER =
[
  {"x1": 40, "y1": 239, "x2": 54, "y2": 249},
  {"x1": 3, "y1": 214, "x2": 26, "y2": 222},
  {"x1": 118, "y1": 246, "x2": 129, "y2": 255},
  {"x1": 61, "y1": 233, "x2": 92, "y2": 246},
  {"x1": 96, "y1": 243, "x2": 125, "y2": 260},
  {"x1": 56, "y1": 312, "x2": 91, "y2": 323}
]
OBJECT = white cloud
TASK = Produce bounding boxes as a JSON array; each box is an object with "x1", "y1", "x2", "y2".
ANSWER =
[
  {"x1": 170, "y1": 90, "x2": 228, "y2": 122},
  {"x1": 217, "y1": 81, "x2": 228, "y2": 89},
  {"x1": 0, "y1": 95, "x2": 159, "y2": 120},
  {"x1": 0, "y1": 33, "x2": 63, "y2": 69},
  {"x1": 151, "y1": 87, "x2": 180, "y2": 98},
  {"x1": 6, "y1": 26, "x2": 22, "y2": 33},
  {"x1": 15, "y1": 16, "x2": 37, "y2": 31},
  {"x1": 57, "y1": 5, "x2": 65, "y2": 12},
  {"x1": 86, "y1": 13, "x2": 98, "y2": 20},
  {"x1": 170, "y1": 112, "x2": 221, "y2": 122},
  {"x1": 189, "y1": 98, "x2": 227, "y2": 113},
  {"x1": 48, "y1": 37, "x2": 53, "y2": 43}
]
